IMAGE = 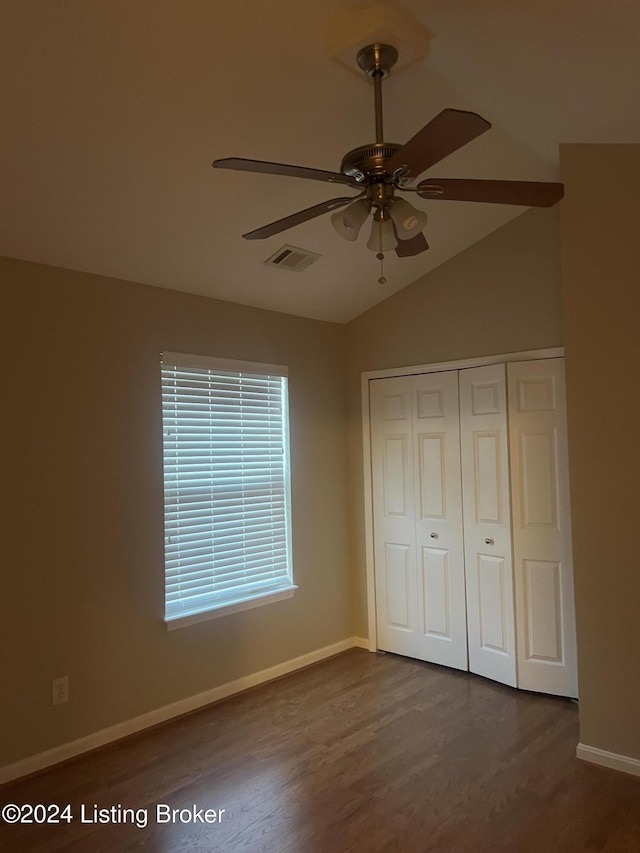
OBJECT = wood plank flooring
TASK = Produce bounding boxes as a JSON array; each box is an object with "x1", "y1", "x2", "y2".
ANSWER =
[{"x1": 1, "y1": 649, "x2": 639, "y2": 852}]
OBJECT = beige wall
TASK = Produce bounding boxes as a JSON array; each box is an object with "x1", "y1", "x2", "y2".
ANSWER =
[
  {"x1": 346, "y1": 207, "x2": 564, "y2": 635},
  {"x1": 5, "y1": 162, "x2": 638, "y2": 773},
  {"x1": 560, "y1": 144, "x2": 640, "y2": 761},
  {"x1": 0, "y1": 257, "x2": 351, "y2": 767}
]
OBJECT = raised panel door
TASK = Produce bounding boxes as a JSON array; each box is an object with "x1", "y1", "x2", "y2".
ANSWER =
[
  {"x1": 412, "y1": 371, "x2": 467, "y2": 670},
  {"x1": 459, "y1": 364, "x2": 516, "y2": 687},
  {"x1": 370, "y1": 372, "x2": 467, "y2": 669},
  {"x1": 508, "y1": 359, "x2": 578, "y2": 697},
  {"x1": 370, "y1": 376, "x2": 421, "y2": 658}
]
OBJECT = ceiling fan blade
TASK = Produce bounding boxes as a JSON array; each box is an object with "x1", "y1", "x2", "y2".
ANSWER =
[
  {"x1": 243, "y1": 196, "x2": 357, "y2": 240},
  {"x1": 416, "y1": 178, "x2": 564, "y2": 207},
  {"x1": 385, "y1": 109, "x2": 492, "y2": 180},
  {"x1": 394, "y1": 232, "x2": 429, "y2": 257},
  {"x1": 213, "y1": 157, "x2": 360, "y2": 188}
]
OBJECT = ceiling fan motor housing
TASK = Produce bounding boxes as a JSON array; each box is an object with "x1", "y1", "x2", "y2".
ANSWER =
[{"x1": 340, "y1": 142, "x2": 402, "y2": 181}]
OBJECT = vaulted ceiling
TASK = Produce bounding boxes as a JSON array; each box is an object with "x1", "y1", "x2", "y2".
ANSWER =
[{"x1": 1, "y1": 1, "x2": 638, "y2": 322}]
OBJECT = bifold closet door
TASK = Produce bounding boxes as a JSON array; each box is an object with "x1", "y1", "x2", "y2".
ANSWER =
[
  {"x1": 459, "y1": 364, "x2": 517, "y2": 687},
  {"x1": 370, "y1": 372, "x2": 468, "y2": 671},
  {"x1": 508, "y1": 359, "x2": 578, "y2": 698}
]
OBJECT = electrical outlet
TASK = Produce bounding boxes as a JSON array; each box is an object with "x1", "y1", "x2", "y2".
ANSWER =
[{"x1": 52, "y1": 676, "x2": 69, "y2": 706}]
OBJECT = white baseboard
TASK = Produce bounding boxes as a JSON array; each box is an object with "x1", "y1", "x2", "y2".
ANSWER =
[
  {"x1": 0, "y1": 637, "x2": 365, "y2": 786},
  {"x1": 577, "y1": 743, "x2": 640, "y2": 777}
]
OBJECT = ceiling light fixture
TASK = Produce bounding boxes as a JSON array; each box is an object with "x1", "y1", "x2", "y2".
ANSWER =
[
  {"x1": 389, "y1": 197, "x2": 428, "y2": 239},
  {"x1": 366, "y1": 208, "x2": 397, "y2": 253},
  {"x1": 332, "y1": 190, "x2": 427, "y2": 248},
  {"x1": 330, "y1": 198, "x2": 371, "y2": 241}
]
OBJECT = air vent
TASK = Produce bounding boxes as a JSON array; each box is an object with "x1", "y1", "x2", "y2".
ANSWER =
[{"x1": 264, "y1": 245, "x2": 321, "y2": 273}]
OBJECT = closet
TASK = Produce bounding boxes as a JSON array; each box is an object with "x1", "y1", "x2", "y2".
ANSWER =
[{"x1": 369, "y1": 357, "x2": 577, "y2": 698}]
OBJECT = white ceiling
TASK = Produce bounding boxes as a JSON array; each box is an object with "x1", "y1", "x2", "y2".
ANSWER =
[{"x1": 1, "y1": 1, "x2": 638, "y2": 323}]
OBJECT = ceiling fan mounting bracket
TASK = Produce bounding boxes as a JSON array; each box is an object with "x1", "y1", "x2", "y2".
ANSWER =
[{"x1": 356, "y1": 43, "x2": 398, "y2": 78}]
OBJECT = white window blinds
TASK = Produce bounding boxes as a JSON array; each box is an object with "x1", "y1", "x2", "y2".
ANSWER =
[{"x1": 161, "y1": 352, "x2": 293, "y2": 623}]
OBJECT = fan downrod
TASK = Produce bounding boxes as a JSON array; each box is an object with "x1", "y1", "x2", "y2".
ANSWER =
[{"x1": 340, "y1": 44, "x2": 401, "y2": 183}]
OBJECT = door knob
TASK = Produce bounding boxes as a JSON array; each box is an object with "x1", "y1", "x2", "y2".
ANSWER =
[
  {"x1": 430, "y1": 532, "x2": 438, "y2": 539},
  {"x1": 485, "y1": 538, "x2": 494, "y2": 545}
]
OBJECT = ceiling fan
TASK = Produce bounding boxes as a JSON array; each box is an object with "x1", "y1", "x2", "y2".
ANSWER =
[{"x1": 213, "y1": 44, "x2": 563, "y2": 277}]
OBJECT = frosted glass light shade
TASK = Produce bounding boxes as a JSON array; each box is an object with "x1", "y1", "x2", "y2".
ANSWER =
[
  {"x1": 389, "y1": 197, "x2": 428, "y2": 239},
  {"x1": 331, "y1": 199, "x2": 371, "y2": 241},
  {"x1": 366, "y1": 216, "x2": 398, "y2": 252}
]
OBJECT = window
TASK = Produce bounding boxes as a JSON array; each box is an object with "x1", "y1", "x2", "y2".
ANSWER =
[{"x1": 161, "y1": 352, "x2": 295, "y2": 628}]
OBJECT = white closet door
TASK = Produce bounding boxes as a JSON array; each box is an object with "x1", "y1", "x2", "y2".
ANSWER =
[
  {"x1": 370, "y1": 376, "x2": 420, "y2": 659},
  {"x1": 460, "y1": 364, "x2": 517, "y2": 687},
  {"x1": 411, "y1": 371, "x2": 467, "y2": 670},
  {"x1": 508, "y1": 359, "x2": 578, "y2": 697},
  {"x1": 370, "y1": 372, "x2": 467, "y2": 670}
]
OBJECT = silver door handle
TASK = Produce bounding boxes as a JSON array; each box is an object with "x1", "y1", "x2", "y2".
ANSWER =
[
  {"x1": 430, "y1": 532, "x2": 438, "y2": 539},
  {"x1": 485, "y1": 538, "x2": 494, "y2": 545}
]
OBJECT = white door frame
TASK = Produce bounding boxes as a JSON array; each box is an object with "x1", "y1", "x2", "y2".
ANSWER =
[{"x1": 361, "y1": 347, "x2": 565, "y2": 652}]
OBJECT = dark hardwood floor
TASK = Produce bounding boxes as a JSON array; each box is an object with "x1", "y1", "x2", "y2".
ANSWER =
[{"x1": 1, "y1": 649, "x2": 639, "y2": 852}]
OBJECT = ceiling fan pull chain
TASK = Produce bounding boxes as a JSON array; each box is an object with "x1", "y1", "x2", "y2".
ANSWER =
[{"x1": 376, "y1": 210, "x2": 387, "y2": 284}]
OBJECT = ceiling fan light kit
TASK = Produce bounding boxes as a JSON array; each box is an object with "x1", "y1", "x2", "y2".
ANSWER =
[
  {"x1": 367, "y1": 210, "x2": 398, "y2": 254},
  {"x1": 331, "y1": 198, "x2": 372, "y2": 241},
  {"x1": 389, "y1": 197, "x2": 428, "y2": 240},
  {"x1": 213, "y1": 37, "x2": 564, "y2": 281}
]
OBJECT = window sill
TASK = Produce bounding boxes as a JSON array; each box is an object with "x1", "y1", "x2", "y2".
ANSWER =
[{"x1": 165, "y1": 585, "x2": 298, "y2": 631}]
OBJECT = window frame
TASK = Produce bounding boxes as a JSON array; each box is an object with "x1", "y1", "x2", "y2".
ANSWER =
[{"x1": 161, "y1": 352, "x2": 296, "y2": 630}]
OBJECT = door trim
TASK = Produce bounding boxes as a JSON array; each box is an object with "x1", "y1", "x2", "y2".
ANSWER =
[{"x1": 362, "y1": 347, "x2": 565, "y2": 652}]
